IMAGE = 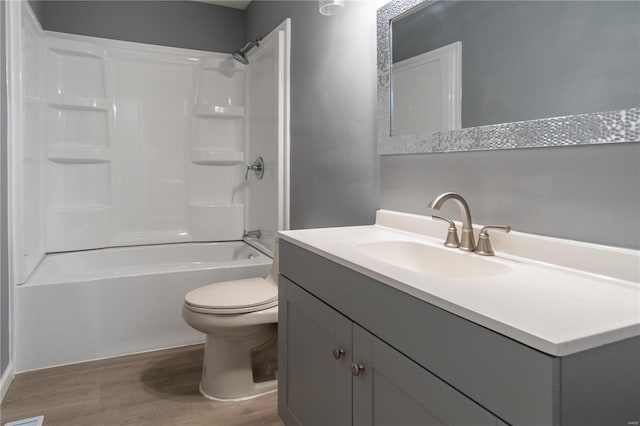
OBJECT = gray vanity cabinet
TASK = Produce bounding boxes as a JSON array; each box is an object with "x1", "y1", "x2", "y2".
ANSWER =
[
  {"x1": 278, "y1": 239, "x2": 640, "y2": 426},
  {"x1": 279, "y1": 275, "x2": 501, "y2": 426}
]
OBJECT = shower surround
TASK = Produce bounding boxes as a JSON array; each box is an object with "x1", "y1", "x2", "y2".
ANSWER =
[
  {"x1": 15, "y1": 3, "x2": 249, "y2": 282},
  {"x1": 46, "y1": 33, "x2": 247, "y2": 251}
]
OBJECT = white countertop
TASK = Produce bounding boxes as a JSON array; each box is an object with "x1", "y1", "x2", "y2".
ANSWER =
[{"x1": 279, "y1": 210, "x2": 640, "y2": 356}]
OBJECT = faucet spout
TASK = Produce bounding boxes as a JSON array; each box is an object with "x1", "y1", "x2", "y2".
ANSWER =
[{"x1": 428, "y1": 192, "x2": 475, "y2": 251}]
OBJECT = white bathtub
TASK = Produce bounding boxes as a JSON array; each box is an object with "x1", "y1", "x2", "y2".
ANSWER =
[{"x1": 15, "y1": 242, "x2": 272, "y2": 372}]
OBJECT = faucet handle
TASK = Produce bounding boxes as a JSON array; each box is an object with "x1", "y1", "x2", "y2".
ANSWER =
[
  {"x1": 431, "y1": 215, "x2": 460, "y2": 248},
  {"x1": 475, "y1": 225, "x2": 511, "y2": 256}
]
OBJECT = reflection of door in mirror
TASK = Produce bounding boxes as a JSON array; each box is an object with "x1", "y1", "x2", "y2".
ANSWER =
[{"x1": 392, "y1": 41, "x2": 461, "y2": 136}]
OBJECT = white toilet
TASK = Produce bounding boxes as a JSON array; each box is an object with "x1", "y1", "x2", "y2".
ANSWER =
[{"x1": 182, "y1": 245, "x2": 279, "y2": 401}]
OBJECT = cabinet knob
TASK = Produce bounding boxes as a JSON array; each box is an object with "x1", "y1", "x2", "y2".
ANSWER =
[
  {"x1": 331, "y1": 347, "x2": 345, "y2": 360},
  {"x1": 351, "y1": 363, "x2": 365, "y2": 376}
]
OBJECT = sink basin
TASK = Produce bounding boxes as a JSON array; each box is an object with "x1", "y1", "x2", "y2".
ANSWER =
[{"x1": 354, "y1": 240, "x2": 510, "y2": 279}]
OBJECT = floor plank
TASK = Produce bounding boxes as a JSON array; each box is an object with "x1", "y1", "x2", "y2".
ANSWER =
[{"x1": 1, "y1": 345, "x2": 283, "y2": 426}]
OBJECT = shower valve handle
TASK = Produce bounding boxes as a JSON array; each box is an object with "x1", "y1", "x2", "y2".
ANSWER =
[{"x1": 245, "y1": 156, "x2": 265, "y2": 180}]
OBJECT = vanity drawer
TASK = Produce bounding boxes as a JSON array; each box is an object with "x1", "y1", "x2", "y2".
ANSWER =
[{"x1": 280, "y1": 239, "x2": 559, "y2": 426}]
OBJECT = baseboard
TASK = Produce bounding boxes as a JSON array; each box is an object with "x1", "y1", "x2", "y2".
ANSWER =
[
  {"x1": 1, "y1": 362, "x2": 15, "y2": 402},
  {"x1": 17, "y1": 341, "x2": 205, "y2": 373}
]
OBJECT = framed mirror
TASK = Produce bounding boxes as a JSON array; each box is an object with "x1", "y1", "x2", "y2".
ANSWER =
[{"x1": 377, "y1": 0, "x2": 640, "y2": 155}]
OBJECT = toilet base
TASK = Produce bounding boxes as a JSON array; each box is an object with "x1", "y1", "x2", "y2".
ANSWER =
[
  {"x1": 199, "y1": 323, "x2": 278, "y2": 400},
  {"x1": 199, "y1": 383, "x2": 277, "y2": 402}
]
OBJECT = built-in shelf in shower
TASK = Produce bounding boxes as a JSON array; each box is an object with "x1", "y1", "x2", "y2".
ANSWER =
[
  {"x1": 48, "y1": 43, "x2": 103, "y2": 60},
  {"x1": 47, "y1": 146, "x2": 111, "y2": 164},
  {"x1": 194, "y1": 104, "x2": 244, "y2": 118},
  {"x1": 191, "y1": 150, "x2": 244, "y2": 165},
  {"x1": 46, "y1": 205, "x2": 111, "y2": 212},
  {"x1": 48, "y1": 95, "x2": 110, "y2": 111}
]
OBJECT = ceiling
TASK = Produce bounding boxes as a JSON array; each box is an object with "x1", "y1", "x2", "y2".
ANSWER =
[{"x1": 192, "y1": 0, "x2": 252, "y2": 10}]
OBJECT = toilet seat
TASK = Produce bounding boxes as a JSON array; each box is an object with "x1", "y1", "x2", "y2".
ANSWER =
[{"x1": 184, "y1": 278, "x2": 278, "y2": 315}]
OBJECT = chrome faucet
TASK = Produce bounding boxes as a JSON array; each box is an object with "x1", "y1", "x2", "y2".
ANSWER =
[{"x1": 428, "y1": 192, "x2": 476, "y2": 252}]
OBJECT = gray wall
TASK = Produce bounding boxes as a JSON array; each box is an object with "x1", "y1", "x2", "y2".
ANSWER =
[
  {"x1": 246, "y1": 1, "x2": 379, "y2": 229},
  {"x1": 393, "y1": 1, "x2": 640, "y2": 127},
  {"x1": 27, "y1": 0, "x2": 43, "y2": 25},
  {"x1": 1, "y1": 0, "x2": 10, "y2": 377},
  {"x1": 35, "y1": 1, "x2": 245, "y2": 53},
  {"x1": 381, "y1": 145, "x2": 640, "y2": 249}
]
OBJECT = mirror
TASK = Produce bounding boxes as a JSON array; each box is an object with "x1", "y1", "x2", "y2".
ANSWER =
[{"x1": 377, "y1": 0, "x2": 640, "y2": 154}]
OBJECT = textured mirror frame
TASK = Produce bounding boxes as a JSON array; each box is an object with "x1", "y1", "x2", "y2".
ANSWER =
[{"x1": 377, "y1": 0, "x2": 640, "y2": 155}]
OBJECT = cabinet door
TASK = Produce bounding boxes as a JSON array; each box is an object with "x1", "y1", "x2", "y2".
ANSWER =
[
  {"x1": 352, "y1": 325, "x2": 500, "y2": 426},
  {"x1": 279, "y1": 276, "x2": 352, "y2": 426}
]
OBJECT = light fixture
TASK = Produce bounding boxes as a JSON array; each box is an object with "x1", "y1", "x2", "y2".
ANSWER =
[{"x1": 319, "y1": 0, "x2": 345, "y2": 16}]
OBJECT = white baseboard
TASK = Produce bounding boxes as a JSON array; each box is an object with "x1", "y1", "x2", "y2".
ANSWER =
[{"x1": 1, "y1": 362, "x2": 15, "y2": 402}]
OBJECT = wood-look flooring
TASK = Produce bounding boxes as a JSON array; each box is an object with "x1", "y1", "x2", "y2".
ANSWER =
[{"x1": 0, "y1": 344, "x2": 284, "y2": 426}]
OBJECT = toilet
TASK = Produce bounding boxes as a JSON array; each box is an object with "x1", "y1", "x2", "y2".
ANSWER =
[{"x1": 182, "y1": 245, "x2": 279, "y2": 401}]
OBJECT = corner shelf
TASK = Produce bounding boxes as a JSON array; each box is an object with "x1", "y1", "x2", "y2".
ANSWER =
[
  {"x1": 48, "y1": 95, "x2": 110, "y2": 111},
  {"x1": 48, "y1": 39, "x2": 103, "y2": 59},
  {"x1": 47, "y1": 146, "x2": 111, "y2": 164},
  {"x1": 194, "y1": 104, "x2": 244, "y2": 118},
  {"x1": 191, "y1": 150, "x2": 244, "y2": 165},
  {"x1": 46, "y1": 205, "x2": 111, "y2": 213}
]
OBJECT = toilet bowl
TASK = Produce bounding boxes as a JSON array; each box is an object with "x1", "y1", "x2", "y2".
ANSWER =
[{"x1": 182, "y1": 245, "x2": 279, "y2": 401}]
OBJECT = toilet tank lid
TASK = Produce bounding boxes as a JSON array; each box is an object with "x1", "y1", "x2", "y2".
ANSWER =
[{"x1": 185, "y1": 277, "x2": 278, "y2": 310}]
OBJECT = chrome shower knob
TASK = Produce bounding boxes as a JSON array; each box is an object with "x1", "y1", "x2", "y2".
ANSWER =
[{"x1": 245, "y1": 156, "x2": 265, "y2": 180}]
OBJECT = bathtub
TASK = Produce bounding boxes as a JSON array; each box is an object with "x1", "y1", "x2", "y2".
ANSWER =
[{"x1": 15, "y1": 242, "x2": 272, "y2": 372}]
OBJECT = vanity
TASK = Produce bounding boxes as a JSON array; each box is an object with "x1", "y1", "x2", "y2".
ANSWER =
[{"x1": 276, "y1": 210, "x2": 640, "y2": 426}]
